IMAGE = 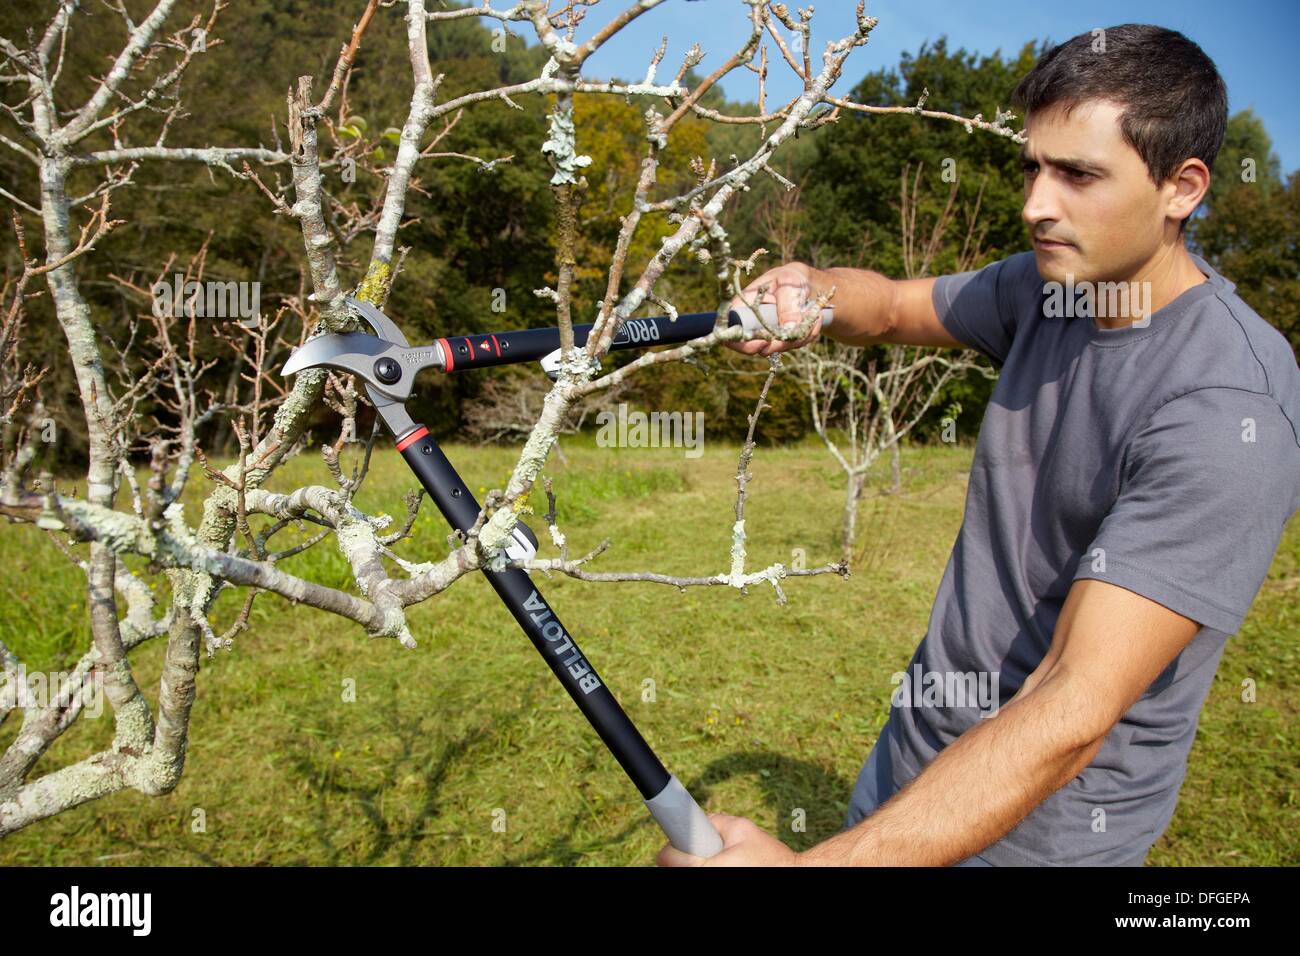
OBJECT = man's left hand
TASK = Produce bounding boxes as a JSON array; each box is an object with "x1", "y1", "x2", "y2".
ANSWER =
[{"x1": 656, "y1": 814, "x2": 801, "y2": 866}]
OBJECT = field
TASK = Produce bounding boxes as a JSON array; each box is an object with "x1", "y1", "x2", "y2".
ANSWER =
[{"x1": 1, "y1": 435, "x2": 1295, "y2": 865}]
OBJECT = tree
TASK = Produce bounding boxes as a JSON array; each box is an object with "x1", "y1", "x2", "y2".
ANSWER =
[
  {"x1": 1191, "y1": 110, "x2": 1298, "y2": 357},
  {"x1": 0, "y1": 0, "x2": 1011, "y2": 837},
  {"x1": 789, "y1": 160, "x2": 996, "y2": 565},
  {"x1": 769, "y1": 36, "x2": 1033, "y2": 440}
]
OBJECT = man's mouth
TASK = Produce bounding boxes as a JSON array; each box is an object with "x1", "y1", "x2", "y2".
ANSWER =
[{"x1": 1034, "y1": 236, "x2": 1074, "y2": 251}]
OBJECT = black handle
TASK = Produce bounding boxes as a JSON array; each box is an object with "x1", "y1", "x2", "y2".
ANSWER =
[
  {"x1": 436, "y1": 311, "x2": 729, "y2": 372},
  {"x1": 396, "y1": 425, "x2": 671, "y2": 799}
]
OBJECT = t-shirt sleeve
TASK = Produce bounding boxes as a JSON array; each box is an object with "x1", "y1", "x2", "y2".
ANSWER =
[
  {"x1": 1073, "y1": 386, "x2": 1300, "y2": 635},
  {"x1": 930, "y1": 251, "x2": 1038, "y2": 367}
]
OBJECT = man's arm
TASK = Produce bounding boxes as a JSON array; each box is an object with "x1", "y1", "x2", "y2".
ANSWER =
[
  {"x1": 797, "y1": 577, "x2": 1202, "y2": 866},
  {"x1": 725, "y1": 261, "x2": 964, "y2": 356}
]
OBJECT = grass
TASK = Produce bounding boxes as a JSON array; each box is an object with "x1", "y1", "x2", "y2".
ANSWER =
[{"x1": 0, "y1": 433, "x2": 1295, "y2": 866}]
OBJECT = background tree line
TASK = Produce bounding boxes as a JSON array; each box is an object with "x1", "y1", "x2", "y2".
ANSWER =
[{"x1": 3, "y1": 0, "x2": 1293, "y2": 466}]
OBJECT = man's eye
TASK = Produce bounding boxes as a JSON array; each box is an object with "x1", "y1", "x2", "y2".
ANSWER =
[
  {"x1": 1020, "y1": 161, "x2": 1038, "y2": 174},
  {"x1": 1064, "y1": 168, "x2": 1092, "y2": 181}
]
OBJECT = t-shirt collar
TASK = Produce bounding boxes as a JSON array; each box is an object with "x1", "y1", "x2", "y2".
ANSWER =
[{"x1": 1082, "y1": 251, "x2": 1223, "y2": 343}]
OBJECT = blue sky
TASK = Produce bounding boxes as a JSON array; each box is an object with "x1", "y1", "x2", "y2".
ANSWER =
[{"x1": 550, "y1": 0, "x2": 1298, "y2": 175}]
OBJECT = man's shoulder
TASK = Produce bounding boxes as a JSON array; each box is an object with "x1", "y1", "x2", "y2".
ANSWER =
[
  {"x1": 1160, "y1": 259, "x2": 1300, "y2": 445},
  {"x1": 934, "y1": 249, "x2": 1041, "y2": 300},
  {"x1": 972, "y1": 249, "x2": 1041, "y2": 290}
]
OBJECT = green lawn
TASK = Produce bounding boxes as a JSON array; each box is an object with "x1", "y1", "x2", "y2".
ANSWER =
[{"x1": 0, "y1": 434, "x2": 1295, "y2": 865}]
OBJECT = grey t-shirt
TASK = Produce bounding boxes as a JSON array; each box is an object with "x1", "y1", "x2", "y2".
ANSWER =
[{"x1": 876, "y1": 249, "x2": 1300, "y2": 865}]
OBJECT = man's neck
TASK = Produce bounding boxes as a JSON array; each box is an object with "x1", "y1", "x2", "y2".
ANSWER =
[{"x1": 1093, "y1": 244, "x2": 1208, "y2": 330}]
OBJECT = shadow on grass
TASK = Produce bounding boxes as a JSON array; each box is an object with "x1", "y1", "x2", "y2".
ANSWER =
[
  {"x1": 278, "y1": 677, "x2": 554, "y2": 866},
  {"x1": 102, "y1": 838, "x2": 224, "y2": 867},
  {"x1": 502, "y1": 749, "x2": 853, "y2": 866}
]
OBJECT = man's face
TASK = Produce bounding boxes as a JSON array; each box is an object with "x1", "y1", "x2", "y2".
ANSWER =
[{"x1": 1020, "y1": 99, "x2": 1169, "y2": 284}]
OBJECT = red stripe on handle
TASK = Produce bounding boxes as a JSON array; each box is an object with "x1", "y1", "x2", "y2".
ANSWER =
[
  {"x1": 438, "y1": 338, "x2": 454, "y2": 371},
  {"x1": 396, "y1": 426, "x2": 429, "y2": 452}
]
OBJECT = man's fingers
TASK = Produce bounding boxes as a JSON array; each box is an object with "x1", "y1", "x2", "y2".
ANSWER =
[
  {"x1": 657, "y1": 814, "x2": 769, "y2": 866},
  {"x1": 657, "y1": 843, "x2": 706, "y2": 867},
  {"x1": 657, "y1": 814, "x2": 738, "y2": 865},
  {"x1": 774, "y1": 281, "x2": 810, "y2": 330},
  {"x1": 727, "y1": 338, "x2": 769, "y2": 355},
  {"x1": 706, "y1": 813, "x2": 750, "y2": 839},
  {"x1": 784, "y1": 315, "x2": 823, "y2": 351},
  {"x1": 726, "y1": 265, "x2": 821, "y2": 356}
]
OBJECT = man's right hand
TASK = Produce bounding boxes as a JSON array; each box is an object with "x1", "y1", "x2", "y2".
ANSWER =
[{"x1": 725, "y1": 261, "x2": 829, "y2": 357}]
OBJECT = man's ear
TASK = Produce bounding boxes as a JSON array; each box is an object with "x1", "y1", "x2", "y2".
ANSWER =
[{"x1": 1166, "y1": 157, "x2": 1211, "y2": 228}]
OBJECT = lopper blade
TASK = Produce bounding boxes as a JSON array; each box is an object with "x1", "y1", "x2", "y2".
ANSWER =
[{"x1": 281, "y1": 331, "x2": 393, "y2": 378}]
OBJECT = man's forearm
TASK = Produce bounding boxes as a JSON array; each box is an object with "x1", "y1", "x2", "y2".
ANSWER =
[
  {"x1": 809, "y1": 266, "x2": 898, "y2": 347},
  {"x1": 799, "y1": 672, "x2": 1107, "y2": 866}
]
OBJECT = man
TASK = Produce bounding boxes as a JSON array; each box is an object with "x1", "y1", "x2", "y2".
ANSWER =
[{"x1": 659, "y1": 23, "x2": 1300, "y2": 867}]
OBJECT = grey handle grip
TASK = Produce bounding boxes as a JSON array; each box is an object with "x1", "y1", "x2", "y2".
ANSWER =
[
  {"x1": 644, "y1": 774, "x2": 724, "y2": 859},
  {"x1": 731, "y1": 301, "x2": 834, "y2": 334}
]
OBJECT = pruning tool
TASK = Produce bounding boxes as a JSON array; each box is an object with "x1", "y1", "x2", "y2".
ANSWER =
[{"x1": 281, "y1": 295, "x2": 832, "y2": 860}]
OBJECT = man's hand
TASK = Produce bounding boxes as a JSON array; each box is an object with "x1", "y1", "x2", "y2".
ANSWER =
[
  {"x1": 656, "y1": 814, "x2": 801, "y2": 866},
  {"x1": 726, "y1": 261, "x2": 830, "y2": 357}
]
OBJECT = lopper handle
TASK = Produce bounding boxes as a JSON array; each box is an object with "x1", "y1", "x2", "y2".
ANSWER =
[
  {"x1": 645, "y1": 774, "x2": 725, "y2": 859},
  {"x1": 729, "y1": 301, "x2": 834, "y2": 336},
  {"x1": 394, "y1": 424, "x2": 725, "y2": 860}
]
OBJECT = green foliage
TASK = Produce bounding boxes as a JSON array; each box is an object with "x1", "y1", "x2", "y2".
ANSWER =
[
  {"x1": 2, "y1": 2, "x2": 1293, "y2": 464},
  {"x1": 1201, "y1": 108, "x2": 1282, "y2": 212},
  {"x1": 1191, "y1": 113, "x2": 1299, "y2": 357},
  {"x1": 709, "y1": 37, "x2": 1040, "y2": 442},
  {"x1": 795, "y1": 37, "x2": 1037, "y2": 274}
]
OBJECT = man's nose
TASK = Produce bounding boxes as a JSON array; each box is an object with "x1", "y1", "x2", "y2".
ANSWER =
[{"x1": 1021, "y1": 174, "x2": 1061, "y2": 228}]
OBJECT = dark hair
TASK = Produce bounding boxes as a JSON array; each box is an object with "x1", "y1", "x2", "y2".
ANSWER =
[{"x1": 1010, "y1": 24, "x2": 1227, "y2": 232}]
